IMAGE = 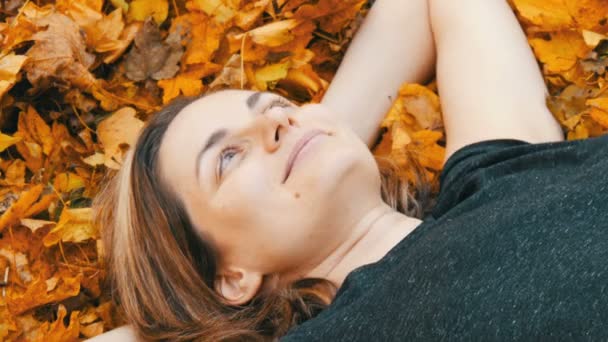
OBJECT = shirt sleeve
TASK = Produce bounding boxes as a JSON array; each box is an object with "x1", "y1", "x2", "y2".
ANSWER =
[{"x1": 430, "y1": 139, "x2": 531, "y2": 219}]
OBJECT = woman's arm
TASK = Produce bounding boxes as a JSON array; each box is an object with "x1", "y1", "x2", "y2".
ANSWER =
[
  {"x1": 322, "y1": 0, "x2": 436, "y2": 147},
  {"x1": 429, "y1": 0, "x2": 564, "y2": 161}
]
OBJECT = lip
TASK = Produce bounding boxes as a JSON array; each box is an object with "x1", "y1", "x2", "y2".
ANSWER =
[{"x1": 282, "y1": 129, "x2": 326, "y2": 183}]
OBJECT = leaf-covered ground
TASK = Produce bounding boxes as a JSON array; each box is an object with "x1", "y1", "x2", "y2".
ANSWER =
[{"x1": 0, "y1": 0, "x2": 606, "y2": 340}]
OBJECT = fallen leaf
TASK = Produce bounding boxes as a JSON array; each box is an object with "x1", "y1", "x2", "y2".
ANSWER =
[
  {"x1": 0, "y1": 132, "x2": 22, "y2": 152},
  {"x1": 158, "y1": 75, "x2": 204, "y2": 104},
  {"x1": 512, "y1": 0, "x2": 574, "y2": 30},
  {"x1": 43, "y1": 207, "x2": 96, "y2": 246},
  {"x1": 128, "y1": 0, "x2": 169, "y2": 24},
  {"x1": 31, "y1": 305, "x2": 80, "y2": 342},
  {"x1": 529, "y1": 30, "x2": 590, "y2": 73},
  {"x1": 24, "y1": 12, "x2": 97, "y2": 90},
  {"x1": 0, "y1": 53, "x2": 28, "y2": 99},
  {"x1": 255, "y1": 61, "x2": 290, "y2": 90},
  {"x1": 189, "y1": 0, "x2": 237, "y2": 24},
  {"x1": 0, "y1": 184, "x2": 44, "y2": 232},
  {"x1": 124, "y1": 18, "x2": 185, "y2": 81},
  {"x1": 20, "y1": 218, "x2": 55, "y2": 233},
  {"x1": 96, "y1": 107, "x2": 144, "y2": 169}
]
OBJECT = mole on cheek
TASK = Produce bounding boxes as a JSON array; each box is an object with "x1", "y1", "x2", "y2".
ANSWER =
[{"x1": 294, "y1": 192, "x2": 300, "y2": 199}]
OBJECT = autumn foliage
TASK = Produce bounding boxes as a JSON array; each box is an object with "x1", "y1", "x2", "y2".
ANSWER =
[{"x1": 0, "y1": 0, "x2": 606, "y2": 340}]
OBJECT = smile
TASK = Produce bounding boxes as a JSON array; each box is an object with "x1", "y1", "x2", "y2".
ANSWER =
[{"x1": 282, "y1": 129, "x2": 326, "y2": 183}]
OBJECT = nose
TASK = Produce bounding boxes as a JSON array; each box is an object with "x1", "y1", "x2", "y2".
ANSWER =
[{"x1": 256, "y1": 107, "x2": 298, "y2": 152}]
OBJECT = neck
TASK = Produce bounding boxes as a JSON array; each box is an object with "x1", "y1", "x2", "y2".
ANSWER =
[{"x1": 304, "y1": 203, "x2": 422, "y2": 288}]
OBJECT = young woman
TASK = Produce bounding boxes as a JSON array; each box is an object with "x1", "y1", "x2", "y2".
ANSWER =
[{"x1": 91, "y1": 0, "x2": 608, "y2": 341}]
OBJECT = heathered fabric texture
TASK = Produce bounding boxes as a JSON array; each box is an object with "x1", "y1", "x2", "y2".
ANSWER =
[{"x1": 281, "y1": 135, "x2": 608, "y2": 341}]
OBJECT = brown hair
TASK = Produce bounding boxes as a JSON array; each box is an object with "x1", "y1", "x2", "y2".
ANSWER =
[{"x1": 93, "y1": 95, "x2": 433, "y2": 341}]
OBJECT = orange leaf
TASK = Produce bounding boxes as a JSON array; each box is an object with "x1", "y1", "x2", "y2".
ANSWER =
[
  {"x1": 96, "y1": 107, "x2": 145, "y2": 169},
  {"x1": 158, "y1": 76, "x2": 204, "y2": 104},
  {"x1": 0, "y1": 184, "x2": 44, "y2": 232}
]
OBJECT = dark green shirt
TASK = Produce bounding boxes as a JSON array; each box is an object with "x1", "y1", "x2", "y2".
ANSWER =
[{"x1": 281, "y1": 135, "x2": 608, "y2": 341}]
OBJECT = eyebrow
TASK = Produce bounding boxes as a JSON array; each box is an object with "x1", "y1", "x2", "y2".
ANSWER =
[
  {"x1": 195, "y1": 129, "x2": 227, "y2": 181},
  {"x1": 195, "y1": 92, "x2": 264, "y2": 182},
  {"x1": 246, "y1": 91, "x2": 263, "y2": 109}
]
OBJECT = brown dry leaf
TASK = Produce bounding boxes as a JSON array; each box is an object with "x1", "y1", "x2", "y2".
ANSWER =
[
  {"x1": 0, "y1": 307, "x2": 17, "y2": 341},
  {"x1": 43, "y1": 207, "x2": 97, "y2": 246},
  {"x1": 0, "y1": 248, "x2": 32, "y2": 283},
  {"x1": 125, "y1": 18, "x2": 185, "y2": 81},
  {"x1": 8, "y1": 272, "x2": 82, "y2": 315},
  {"x1": 101, "y1": 22, "x2": 142, "y2": 64},
  {"x1": 81, "y1": 321, "x2": 105, "y2": 338},
  {"x1": 96, "y1": 107, "x2": 144, "y2": 169},
  {"x1": 24, "y1": 12, "x2": 97, "y2": 90},
  {"x1": 14, "y1": 106, "x2": 54, "y2": 156},
  {"x1": 0, "y1": 184, "x2": 43, "y2": 232},
  {"x1": 32, "y1": 305, "x2": 80, "y2": 342},
  {"x1": 209, "y1": 53, "x2": 245, "y2": 89}
]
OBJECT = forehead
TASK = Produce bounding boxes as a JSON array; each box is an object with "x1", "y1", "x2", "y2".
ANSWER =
[{"x1": 158, "y1": 90, "x2": 256, "y2": 191}]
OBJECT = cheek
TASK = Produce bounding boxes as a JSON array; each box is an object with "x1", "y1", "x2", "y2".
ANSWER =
[{"x1": 212, "y1": 163, "x2": 277, "y2": 223}]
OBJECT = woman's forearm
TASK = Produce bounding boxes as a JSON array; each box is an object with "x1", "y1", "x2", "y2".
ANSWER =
[{"x1": 322, "y1": 0, "x2": 436, "y2": 147}]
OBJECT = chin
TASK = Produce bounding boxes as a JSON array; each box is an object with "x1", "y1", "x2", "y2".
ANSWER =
[{"x1": 295, "y1": 140, "x2": 379, "y2": 198}]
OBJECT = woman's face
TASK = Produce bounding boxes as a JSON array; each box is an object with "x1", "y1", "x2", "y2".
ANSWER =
[{"x1": 158, "y1": 90, "x2": 382, "y2": 299}]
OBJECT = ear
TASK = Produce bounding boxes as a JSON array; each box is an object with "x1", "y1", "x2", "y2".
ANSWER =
[{"x1": 215, "y1": 268, "x2": 263, "y2": 306}]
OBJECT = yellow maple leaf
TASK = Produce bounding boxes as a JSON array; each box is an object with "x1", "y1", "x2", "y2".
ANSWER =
[
  {"x1": 511, "y1": 0, "x2": 574, "y2": 30},
  {"x1": 128, "y1": 0, "x2": 169, "y2": 24},
  {"x1": 43, "y1": 207, "x2": 97, "y2": 246},
  {"x1": 158, "y1": 76, "x2": 204, "y2": 104},
  {"x1": 177, "y1": 13, "x2": 224, "y2": 65},
  {"x1": 529, "y1": 30, "x2": 589, "y2": 73}
]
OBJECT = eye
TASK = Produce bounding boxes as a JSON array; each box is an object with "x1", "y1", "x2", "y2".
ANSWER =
[
  {"x1": 217, "y1": 145, "x2": 242, "y2": 179},
  {"x1": 259, "y1": 97, "x2": 293, "y2": 115}
]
